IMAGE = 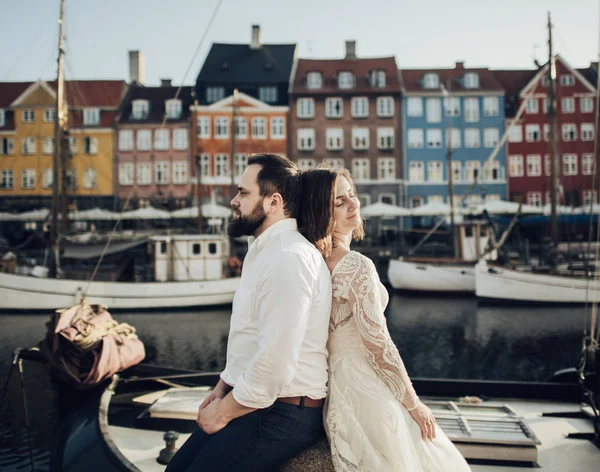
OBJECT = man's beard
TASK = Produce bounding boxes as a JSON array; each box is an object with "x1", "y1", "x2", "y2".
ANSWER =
[{"x1": 227, "y1": 200, "x2": 267, "y2": 237}]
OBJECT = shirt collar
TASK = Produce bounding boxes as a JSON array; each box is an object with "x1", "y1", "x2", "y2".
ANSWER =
[{"x1": 248, "y1": 218, "x2": 298, "y2": 253}]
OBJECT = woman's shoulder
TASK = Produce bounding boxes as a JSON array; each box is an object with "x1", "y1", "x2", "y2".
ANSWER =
[{"x1": 332, "y1": 251, "x2": 374, "y2": 277}]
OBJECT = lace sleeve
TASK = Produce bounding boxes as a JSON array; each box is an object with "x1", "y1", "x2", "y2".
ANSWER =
[{"x1": 349, "y1": 255, "x2": 420, "y2": 410}]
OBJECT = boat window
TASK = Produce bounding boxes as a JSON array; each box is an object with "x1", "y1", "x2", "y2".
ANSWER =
[
  {"x1": 160, "y1": 242, "x2": 167, "y2": 254},
  {"x1": 193, "y1": 243, "x2": 201, "y2": 255},
  {"x1": 208, "y1": 242, "x2": 218, "y2": 255},
  {"x1": 465, "y1": 227, "x2": 473, "y2": 237}
]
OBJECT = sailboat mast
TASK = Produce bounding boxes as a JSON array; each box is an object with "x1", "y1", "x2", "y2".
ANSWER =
[
  {"x1": 444, "y1": 82, "x2": 457, "y2": 258},
  {"x1": 51, "y1": 0, "x2": 67, "y2": 277},
  {"x1": 547, "y1": 11, "x2": 560, "y2": 247},
  {"x1": 230, "y1": 88, "x2": 238, "y2": 198}
]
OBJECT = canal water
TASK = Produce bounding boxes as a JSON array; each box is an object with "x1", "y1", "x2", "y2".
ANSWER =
[{"x1": 0, "y1": 294, "x2": 589, "y2": 471}]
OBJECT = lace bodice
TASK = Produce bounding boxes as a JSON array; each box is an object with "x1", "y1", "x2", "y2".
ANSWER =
[{"x1": 329, "y1": 251, "x2": 419, "y2": 410}]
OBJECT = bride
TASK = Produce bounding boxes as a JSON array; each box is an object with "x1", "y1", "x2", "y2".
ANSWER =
[{"x1": 300, "y1": 166, "x2": 471, "y2": 472}]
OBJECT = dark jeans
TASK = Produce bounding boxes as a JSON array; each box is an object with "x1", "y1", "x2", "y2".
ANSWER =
[{"x1": 165, "y1": 401, "x2": 324, "y2": 472}]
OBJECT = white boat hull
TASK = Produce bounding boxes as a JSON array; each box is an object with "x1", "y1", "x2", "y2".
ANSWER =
[
  {"x1": 387, "y1": 259, "x2": 475, "y2": 293},
  {"x1": 0, "y1": 272, "x2": 241, "y2": 311},
  {"x1": 475, "y1": 260, "x2": 600, "y2": 304}
]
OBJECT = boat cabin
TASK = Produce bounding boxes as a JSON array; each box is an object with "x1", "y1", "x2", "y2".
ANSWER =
[{"x1": 457, "y1": 221, "x2": 497, "y2": 262}]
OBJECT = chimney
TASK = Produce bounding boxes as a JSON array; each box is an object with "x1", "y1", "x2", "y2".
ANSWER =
[
  {"x1": 345, "y1": 40, "x2": 357, "y2": 60},
  {"x1": 128, "y1": 50, "x2": 146, "y2": 85},
  {"x1": 250, "y1": 24, "x2": 261, "y2": 49},
  {"x1": 160, "y1": 78, "x2": 172, "y2": 87},
  {"x1": 455, "y1": 61, "x2": 465, "y2": 70}
]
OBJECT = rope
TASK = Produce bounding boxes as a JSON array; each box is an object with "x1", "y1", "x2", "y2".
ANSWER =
[{"x1": 70, "y1": 304, "x2": 139, "y2": 351}]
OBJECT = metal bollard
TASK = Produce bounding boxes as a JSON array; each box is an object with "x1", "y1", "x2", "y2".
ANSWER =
[{"x1": 157, "y1": 430, "x2": 180, "y2": 465}]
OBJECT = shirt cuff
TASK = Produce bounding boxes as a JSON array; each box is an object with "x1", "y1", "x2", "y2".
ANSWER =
[
  {"x1": 220, "y1": 370, "x2": 235, "y2": 387},
  {"x1": 232, "y1": 374, "x2": 276, "y2": 409}
]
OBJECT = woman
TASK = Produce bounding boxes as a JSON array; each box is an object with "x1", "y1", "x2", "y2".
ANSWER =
[{"x1": 300, "y1": 167, "x2": 471, "y2": 472}]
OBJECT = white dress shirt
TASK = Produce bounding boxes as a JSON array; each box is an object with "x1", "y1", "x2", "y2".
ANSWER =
[{"x1": 220, "y1": 218, "x2": 331, "y2": 409}]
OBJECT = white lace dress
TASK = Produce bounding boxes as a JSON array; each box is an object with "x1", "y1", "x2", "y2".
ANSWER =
[{"x1": 324, "y1": 252, "x2": 471, "y2": 472}]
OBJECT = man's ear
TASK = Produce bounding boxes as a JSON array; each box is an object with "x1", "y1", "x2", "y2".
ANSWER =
[{"x1": 268, "y1": 192, "x2": 284, "y2": 213}]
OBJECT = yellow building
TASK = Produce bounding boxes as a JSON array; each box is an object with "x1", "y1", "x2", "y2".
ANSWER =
[{"x1": 0, "y1": 79, "x2": 126, "y2": 212}]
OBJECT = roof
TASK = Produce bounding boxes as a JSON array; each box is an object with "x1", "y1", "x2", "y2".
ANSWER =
[
  {"x1": 59, "y1": 80, "x2": 127, "y2": 107},
  {"x1": 292, "y1": 56, "x2": 400, "y2": 94},
  {"x1": 400, "y1": 65, "x2": 504, "y2": 94},
  {"x1": 490, "y1": 69, "x2": 537, "y2": 117},
  {"x1": 0, "y1": 82, "x2": 33, "y2": 107},
  {"x1": 118, "y1": 84, "x2": 195, "y2": 124},
  {"x1": 196, "y1": 43, "x2": 297, "y2": 85}
]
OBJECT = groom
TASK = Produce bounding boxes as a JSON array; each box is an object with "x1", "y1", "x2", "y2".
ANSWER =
[{"x1": 166, "y1": 154, "x2": 332, "y2": 471}]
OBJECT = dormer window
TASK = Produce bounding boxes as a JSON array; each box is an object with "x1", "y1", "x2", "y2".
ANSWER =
[
  {"x1": 338, "y1": 71, "x2": 355, "y2": 89},
  {"x1": 423, "y1": 73, "x2": 439, "y2": 89},
  {"x1": 258, "y1": 86, "x2": 278, "y2": 103},
  {"x1": 132, "y1": 100, "x2": 149, "y2": 120},
  {"x1": 370, "y1": 70, "x2": 386, "y2": 88},
  {"x1": 0, "y1": 110, "x2": 5, "y2": 127},
  {"x1": 165, "y1": 99, "x2": 182, "y2": 119},
  {"x1": 83, "y1": 108, "x2": 100, "y2": 126},
  {"x1": 463, "y1": 72, "x2": 479, "y2": 89},
  {"x1": 206, "y1": 87, "x2": 225, "y2": 103},
  {"x1": 306, "y1": 72, "x2": 323, "y2": 89}
]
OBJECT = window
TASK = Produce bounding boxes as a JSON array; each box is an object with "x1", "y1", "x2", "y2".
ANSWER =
[
  {"x1": 464, "y1": 128, "x2": 480, "y2": 148},
  {"x1": 173, "y1": 129, "x2": 188, "y2": 150},
  {"x1": 377, "y1": 127, "x2": 395, "y2": 149},
  {"x1": 444, "y1": 97, "x2": 460, "y2": 116},
  {"x1": 509, "y1": 155, "x2": 524, "y2": 177},
  {"x1": 544, "y1": 124, "x2": 551, "y2": 141},
  {"x1": 526, "y1": 124, "x2": 541, "y2": 142},
  {"x1": 446, "y1": 129, "x2": 461, "y2": 149},
  {"x1": 68, "y1": 136, "x2": 77, "y2": 155},
  {"x1": 562, "y1": 124, "x2": 577, "y2": 142},
  {"x1": 583, "y1": 190, "x2": 598, "y2": 205},
  {"x1": 351, "y1": 97, "x2": 369, "y2": 118},
  {"x1": 582, "y1": 154, "x2": 595, "y2": 175},
  {"x1": 423, "y1": 73, "x2": 439, "y2": 89},
  {"x1": 0, "y1": 109, "x2": 4, "y2": 127},
  {"x1": 370, "y1": 70, "x2": 386, "y2": 88},
  {"x1": 581, "y1": 123, "x2": 594, "y2": 141},
  {"x1": 173, "y1": 161, "x2": 188, "y2": 184},
  {"x1": 42, "y1": 169, "x2": 53, "y2": 188},
  {"x1": 119, "y1": 163, "x2": 134, "y2": 185},
  {"x1": 325, "y1": 158, "x2": 345, "y2": 169},
  {"x1": 338, "y1": 71, "x2": 354, "y2": 89},
  {"x1": 526, "y1": 99, "x2": 538, "y2": 114},
  {"x1": 526, "y1": 155, "x2": 542, "y2": 176},
  {"x1": 132, "y1": 100, "x2": 149, "y2": 119},
  {"x1": 66, "y1": 169, "x2": 77, "y2": 189},
  {"x1": 560, "y1": 74, "x2": 575, "y2": 86},
  {"x1": 544, "y1": 154, "x2": 552, "y2": 177},
  {"x1": 429, "y1": 195, "x2": 444, "y2": 204},
  {"x1": 410, "y1": 196, "x2": 424, "y2": 208},
  {"x1": 0, "y1": 137, "x2": 14, "y2": 155},
  {"x1": 118, "y1": 130, "x2": 133, "y2": 151},
  {"x1": 563, "y1": 154, "x2": 578, "y2": 176},
  {"x1": 407, "y1": 128, "x2": 424, "y2": 148},
  {"x1": 463, "y1": 72, "x2": 479, "y2": 89},
  {"x1": 306, "y1": 72, "x2": 322, "y2": 89},
  {"x1": 258, "y1": 86, "x2": 278, "y2": 103},
  {"x1": 234, "y1": 154, "x2": 247, "y2": 178},
  {"x1": 326, "y1": 128, "x2": 344, "y2": 150},
  {"x1": 483, "y1": 97, "x2": 499, "y2": 116},
  {"x1": 352, "y1": 158, "x2": 370, "y2": 180},
  {"x1": 251, "y1": 117, "x2": 267, "y2": 139},
  {"x1": 154, "y1": 129, "x2": 169, "y2": 150},
  {"x1": 581, "y1": 97, "x2": 594, "y2": 113},
  {"x1": 22, "y1": 137, "x2": 36, "y2": 154},
  {"x1": 543, "y1": 98, "x2": 550, "y2": 114},
  {"x1": 379, "y1": 193, "x2": 396, "y2": 205},
  {"x1": 42, "y1": 137, "x2": 54, "y2": 155},
  {"x1": 0, "y1": 170, "x2": 13, "y2": 189},
  {"x1": 206, "y1": 87, "x2": 224, "y2": 103},
  {"x1": 325, "y1": 98, "x2": 343, "y2": 118},
  {"x1": 542, "y1": 75, "x2": 550, "y2": 87},
  {"x1": 155, "y1": 161, "x2": 169, "y2": 184},
  {"x1": 137, "y1": 129, "x2": 151, "y2": 150},
  {"x1": 484, "y1": 161, "x2": 502, "y2": 181},
  {"x1": 297, "y1": 159, "x2": 316, "y2": 170},
  {"x1": 409, "y1": 161, "x2": 424, "y2": 182},
  {"x1": 197, "y1": 116, "x2": 211, "y2": 138},
  {"x1": 508, "y1": 125, "x2": 523, "y2": 143},
  {"x1": 426, "y1": 129, "x2": 442, "y2": 148},
  {"x1": 466, "y1": 161, "x2": 480, "y2": 181},
  {"x1": 270, "y1": 117, "x2": 285, "y2": 139},
  {"x1": 562, "y1": 98, "x2": 575, "y2": 114},
  {"x1": 199, "y1": 153, "x2": 211, "y2": 177},
  {"x1": 215, "y1": 117, "x2": 229, "y2": 138},
  {"x1": 165, "y1": 99, "x2": 182, "y2": 119},
  {"x1": 234, "y1": 117, "x2": 247, "y2": 138},
  {"x1": 21, "y1": 169, "x2": 36, "y2": 189},
  {"x1": 137, "y1": 163, "x2": 152, "y2": 185},
  {"x1": 377, "y1": 97, "x2": 394, "y2": 117},
  {"x1": 426, "y1": 98, "x2": 441, "y2": 123},
  {"x1": 527, "y1": 192, "x2": 542, "y2": 207},
  {"x1": 407, "y1": 97, "x2": 423, "y2": 117},
  {"x1": 297, "y1": 98, "x2": 314, "y2": 118},
  {"x1": 83, "y1": 108, "x2": 100, "y2": 125},
  {"x1": 22, "y1": 109, "x2": 34, "y2": 123},
  {"x1": 44, "y1": 109, "x2": 56, "y2": 122},
  {"x1": 352, "y1": 128, "x2": 369, "y2": 150},
  {"x1": 378, "y1": 158, "x2": 395, "y2": 180},
  {"x1": 483, "y1": 128, "x2": 499, "y2": 148},
  {"x1": 358, "y1": 194, "x2": 371, "y2": 207},
  {"x1": 464, "y1": 98, "x2": 479, "y2": 122},
  {"x1": 83, "y1": 168, "x2": 97, "y2": 189},
  {"x1": 428, "y1": 161, "x2": 443, "y2": 182},
  {"x1": 297, "y1": 129, "x2": 315, "y2": 150}
]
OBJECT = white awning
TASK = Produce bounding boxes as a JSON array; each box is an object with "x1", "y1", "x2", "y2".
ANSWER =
[
  {"x1": 410, "y1": 202, "x2": 464, "y2": 216},
  {"x1": 473, "y1": 200, "x2": 542, "y2": 215},
  {"x1": 361, "y1": 202, "x2": 411, "y2": 218},
  {"x1": 69, "y1": 208, "x2": 117, "y2": 220},
  {"x1": 170, "y1": 204, "x2": 232, "y2": 219},
  {"x1": 119, "y1": 206, "x2": 171, "y2": 220}
]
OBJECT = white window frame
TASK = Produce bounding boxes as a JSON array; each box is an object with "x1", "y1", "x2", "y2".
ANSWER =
[
  {"x1": 155, "y1": 161, "x2": 170, "y2": 184},
  {"x1": 466, "y1": 161, "x2": 481, "y2": 182},
  {"x1": 270, "y1": 117, "x2": 285, "y2": 139},
  {"x1": 197, "y1": 116, "x2": 211, "y2": 138},
  {"x1": 463, "y1": 72, "x2": 479, "y2": 89},
  {"x1": 464, "y1": 98, "x2": 480, "y2": 122},
  {"x1": 42, "y1": 168, "x2": 53, "y2": 188},
  {"x1": 338, "y1": 71, "x2": 355, "y2": 89},
  {"x1": 351, "y1": 97, "x2": 369, "y2": 118},
  {"x1": 526, "y1": 154, "x2": 542, "y2": 177},
  {"x1": 562, "y1": 124, "x2": 577, "y2": 142},
  {"x1": 165, "y1": 99, "x2": 182, "y2": 120},
  {"x1": 325, "y1": 97, "x2": 343, "y2": 118},
  {"x1": 0, "y1": 137, "x2": 15, "y2": 155},
  {"x1": 377, "y1": 127, "x2": 395, "y2": 150},
  {"x1": 84, "y1": 136, "x2": 98, "y2": 155},
  {"x1": 426, "y1": 98, "x2": 442, "y2": 123},
  {"x1": 22, "y1": 136, "x2": 36, "y2": 155},
  {"x1": 483, "y1": 161, "x2": 502, "y2": 182},
  {"x1": 352, "y1": 158, "x2": 370, "y2": 181},
  {"x1": 21, "y1": 169, "x2": 36, "y2": 190},
  {"x1": 83, "y1": 168, "x2": 97, "y2": 189},
  {"x1": 446, "y1": 128, "x2": 461, "y2": 149},
  {"x1": 42, "y1": 137, "x2": 54, "y2": 155},
  {"x1": 325, "y1": 158, "x2": 345, "y2": 169},
  {"x1": 43, "y1": 109, "x2": 56, "y2": 122},
  {"x1": 297, "y1": 129, "x2": 315, "y2": 151},
  {"x1": 409, "y1": 161, "x2": 424, "y2": 182},
  {"x1": 464, "y1": 128, "x2": 480, "y2": 148},
  {"x1": 137, "y1": 163, "x2": 152, "y2": 185},
  {"x1": 582, "y1": 154, "x2": 595, "y2": 176},
  {"x1": 258, "y1": 86, "x2": 278, "y2": 103},
  {"x1": 22, "y1": 109, "x2": 35, "y2": 123},
  {"x1": 563, "y1": 154, "x2": 578, "y2": 176},
  {"x1": 483, "y1": 128, "x2": 499, "y2": 148},
  {"x1": 581, "y1": 123, "x2": 594, "y2": 141},
  {"x1": 326, "y1": 128, "x2": 344, "y2": 151},
  {"x1": 376, "y1": 96, "x2": 394, "y2": 117},
  {"x1": 428, "y1": 161, "x2": 443, "y2": 182},
  {"x1": 526, "y1": 124, "x2": 541, "y2": 142},
  {"x1": 423, "y1": 73, "x2": 439, "y2": 89},
  {"x1": 173, "y1": 128, "x2": 188, "y2": 150},
  {"x1": 407, "y1": 97, "x2": 423, "y2": 117},
  {"x1": 483, "y1": 96, "x2": 499, "y2": 116},
  {"x1": 297, "y1": 158, "x2": 316, "y2": 170},
  {"x1": 0, "y1": 169, "x2": 14, "y2": 189},
  {"x1": 83, "y1": 108, "x2": 100, "y2": 125},
  {"x1": 119, "y1": 163, "x2": 134, "y2": 185},
  {"x1": 251, "y1": 117, "x2": 267, "y2": 139},
  {"x1": 583, "y1": 190, "x2": 598, "y2": 205},
  {"x1": 526, "y1": 99, "x2": 539, "y2": 114},
  {"x1": 426, "y1": 129, "x2": 442, "y2": 148},
  {"x1": 407, "y1": 128, "x2": 424, "y2": 148},
  {"x1": 118, "y1": 130, "x2": 133, "y2": 151},
  {"x1": 215, "y1": 117, "x2": 230, "y2": 139},
  {"x1": 527, "y1": 192, "x2": 542, "y2": 207},
  {"x1": 508, "y1": 125, "x2": 523, "y2": 143},
  {"x1": 560, "y1": 75, "x2": 575, "y2": 86},
  {"x1": 351, "y1": 128, "x2": 369, "y2": 150},
  {"x1": 173, "y1": 161, "x2": 188, "y2": 184},
  {"x1": 306, "y1": 72, "x2": 323, "y2": 89},
  {"x1": 581, "y1": 97, "x2": 594, "y2": 113},
  {"x1": 444, "y1": 97, "x2": 460, "y2": 117},
  {"x1": 234, "y1": 153, "x2": 248, "y2": 178},
  {"x1": 297, "y1": 98, "x2": 315, "y2": 118},
  {"x1": 562, "y1": 97, "x2": 575, "y2": 114},
  {"x1": 206, "y1": 87, "x2": 225, "y2": 103},
  {"x1": 509, "y1": 155, "x2": 524, "y2": 177},
  {"x1": 132, "y1": 100, "x2": 149, "y2": 120},
  {"x1": 137, "y1": 130, "x2": 151, "y2": 151},
  {"x1": 378, "y1": 157, "x2": 396, "y2": 181},
  {"x1": 370, "y1": 70, "x2": 386, "y2": 88},
  {"x1": 410, "y1": 196, "x2": 424, "y2": 208},
  {"x1": 199, "y1": 153, "x2": 212, "y2": 177},
  {"x1": 154, "y1": 129, "x2": 170, "y2": 150}
]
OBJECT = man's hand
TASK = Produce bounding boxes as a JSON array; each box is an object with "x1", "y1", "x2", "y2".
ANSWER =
[
  {"x1": 196, "y1": 398, "x2": 230, "y2": 434},
  {"x1": 198, "y1": 380, "x2": 231, "y2": 413}
]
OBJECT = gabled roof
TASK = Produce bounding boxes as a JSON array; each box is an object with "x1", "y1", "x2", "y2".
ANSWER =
[
  {"x1": 193, "y1": 91, "x2": 288, "y2": 111},
  {"x1": 118, "y1": 84, "x2": 195, "y2": 124},
  {"x1": 490, "y1": 69, "x2": 537, "y2": 117},
  {"x1": 0, "y1": 82, "x2": 32, "y2": 108},
  {"x1": 400, "y1": 65, "x2": 504, "y2": 94},
  {"x1": 292, "y1": 56, "x2": 400, "y2": 94},
  {"x1": 196, "y1": 43, "x2": 297, "y2": 85},
  {"x1": 8, "y1": 80, "x2": 126, "y2": 108}
]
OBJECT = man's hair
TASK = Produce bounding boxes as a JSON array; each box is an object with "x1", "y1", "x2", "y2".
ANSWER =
[{"x1": 247, "y1": 154, "x2": 301, "y2": 219}]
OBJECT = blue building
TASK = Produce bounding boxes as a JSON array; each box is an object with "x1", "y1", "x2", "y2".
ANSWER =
[{"x1": 399, "y1": 62, "x2": 508, "y2": 209}]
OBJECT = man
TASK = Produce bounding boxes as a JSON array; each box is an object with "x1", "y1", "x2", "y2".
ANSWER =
[{"x1": 166, "y1": 154, "x2": 332, "y2": 471}]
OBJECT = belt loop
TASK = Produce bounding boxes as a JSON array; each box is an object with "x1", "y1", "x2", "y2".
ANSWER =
[{"x1": 299, "y1": 396, "x2": 306, "y2": 409}]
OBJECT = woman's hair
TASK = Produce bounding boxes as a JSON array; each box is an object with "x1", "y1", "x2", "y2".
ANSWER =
[{"x1": 299, "y1": 165, "x2": 365, "y2": 257}]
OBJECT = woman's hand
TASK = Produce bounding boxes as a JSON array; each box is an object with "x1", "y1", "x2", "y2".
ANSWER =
[{"x1": 407, "y1": 401, "x2": 437, "y2": 441}]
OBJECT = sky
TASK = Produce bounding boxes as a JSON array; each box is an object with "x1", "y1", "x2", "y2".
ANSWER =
[{"x1": 2, "y1": 0, "x2": 599, "y2": 85}]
